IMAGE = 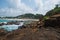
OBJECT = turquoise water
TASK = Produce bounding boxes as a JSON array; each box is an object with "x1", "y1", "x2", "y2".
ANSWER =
[
  {"x1": 1, "y1": 25, "x2": 19, "y2": 31},
  {"x1": 0, "y1": 19, "x2": 24, "y2": 31},
  {"x1": 0, "y1": 19, "x2": 33, "y2": 31},
  {"x1": 0, "y1": 19, "x2": 12, "y2": 23}
]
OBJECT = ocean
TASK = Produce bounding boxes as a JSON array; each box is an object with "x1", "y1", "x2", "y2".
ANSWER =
[
  {"x1": 0, "y1": 19, "x2": 24, "y2": 31},
  {"x1": 0, "y1": 19, "x2": 12, "y2": 23},
  {"x1": 0, "y1": 19, "x2": 38, "y2": 31}
]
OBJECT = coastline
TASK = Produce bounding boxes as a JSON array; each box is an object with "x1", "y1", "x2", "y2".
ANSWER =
[{"x1": 0, "y1": 19, "x2": 39, "y2": 21}]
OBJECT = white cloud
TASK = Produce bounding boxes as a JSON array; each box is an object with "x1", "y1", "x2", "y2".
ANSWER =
[
  {"x1": 34, "y1": 0, "x2": 60, "y2": 15},
  {"x1": 6, "y1": 0, "x2": 34, "y2": 13},
  {"x1": 0, "y1": 0, "x2": 60, "y2": 16},
  {"x1": 0, "y1": 8, "x2": 23, "y2": 16},
  {"x1": 0, "y1": 0, "x2": 35, "y2": 16}
]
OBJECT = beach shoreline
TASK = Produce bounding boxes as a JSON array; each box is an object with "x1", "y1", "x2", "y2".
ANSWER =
[{"x1": 0, "y1": 19, "x2": 39, "y2": 21}]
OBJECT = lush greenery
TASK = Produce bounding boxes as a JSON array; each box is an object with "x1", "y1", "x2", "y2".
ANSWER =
[
  {"x1": 16, "y1": 13, "x2": 43, "y2": 19},
  {"x1": 45, "y1": 4, "x2": 60, "y2": 17},
  {"x1": 43, "y1": 4, "x2": 60, "y2": 20},
  {"x1": 0, "y1": 13, "x2": 43, "y2": 19}
]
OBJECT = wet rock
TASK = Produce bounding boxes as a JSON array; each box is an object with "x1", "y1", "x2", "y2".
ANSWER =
[
  {"x1": 0, "y1": 23, "x2": 5, "y2": 26},
  {"x1": 6, "y1": 21, "x2": 20, "y2": 25},
  {"x1": 18, "y1": 25, "x2": 26, "y2": 29}
]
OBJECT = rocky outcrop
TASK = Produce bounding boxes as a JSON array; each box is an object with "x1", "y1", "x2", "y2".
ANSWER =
[
  {"x1": 44, "y1": 14, "x2": 60, "y2": 28},
  {"x1": 0, "y1": 21, "x2": 23, "y2": 26},
  {"x1": 44, "y1": 19, "x2": 60, "y2": 28},
  {"x1": 0, "y1": 17, "x2": 60, "y2": 40},
  {"x1": 0, "y1": 27, "x2": 60, "y2": 40},
  {"x1": 7, "y1": 21, "x2": 21, "y2": 25},
  {"x1": 0, "y1": 23, "x2": 5, "y2": 26},
  {"x1": 0, "y1": 29, "x2": 7, "y2": 36}
]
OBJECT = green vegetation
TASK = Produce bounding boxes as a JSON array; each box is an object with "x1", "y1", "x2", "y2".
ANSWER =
[
  {"x1": 0, "y1": 13, "x2": 43, "y2": 19},
  {"x1": 43, "y1": 16, "x2": 49, "y2": 20},
  {"x1": 16, "y1": 13, "x2": 43, "y2": 19},
  {"x1": 45, "y1": 4, "x2": 60, "y2": 17},
  {"x1": 43, "y1": 4, "x2": 60, "y2": 20}
]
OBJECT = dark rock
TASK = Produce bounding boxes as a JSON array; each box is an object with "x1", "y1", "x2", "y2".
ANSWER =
[
  {"x1": 6, "y1": 21, "x2": 20, "y2": 25},
  {"x1": 0, "y1": 29, "x2": 7, "y2": 36},
  {"x1": 44, "y1": 19, "x2": 60, "y2": 28},
  {"x1": 18, "y1": 25, "x2": 26, "y2": 29},
  {"x1": 0, "y1": 23, "x2": 5, "y2": 26}
]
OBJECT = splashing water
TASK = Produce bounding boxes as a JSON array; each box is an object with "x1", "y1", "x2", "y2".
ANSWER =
[{"x1": 1, "y1": 22, "x2": 24, "y2": 31}]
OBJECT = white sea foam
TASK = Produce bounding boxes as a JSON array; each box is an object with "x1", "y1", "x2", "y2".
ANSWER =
[{"x1": 2, "y1": 22, "x2": 24, "y2": 31}]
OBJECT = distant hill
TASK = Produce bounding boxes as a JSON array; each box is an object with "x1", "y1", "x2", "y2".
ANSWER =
[
  {"x1": 16, "y1": 13, "x2": 43, "y2": 19},
  {"x1": 0, "y1": 13, "x2": 43, "y2": 19}
]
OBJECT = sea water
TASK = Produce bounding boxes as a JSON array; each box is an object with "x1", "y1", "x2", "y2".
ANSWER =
[
  {"x1": 0, "y1": 19, "x2": 12, "y2": 23},
  {"x1": 2, "y1": 25, "x2": 19, "y2": 31},
  {"x1": 0, "y1": 19, "x2": 37, "y2": 31},
  {"x1": 0, "y1": 19, "x2": 24, "y2": 31},
  {"x1": 2, "y1": 22, "x2": 24, "y2": 31}
]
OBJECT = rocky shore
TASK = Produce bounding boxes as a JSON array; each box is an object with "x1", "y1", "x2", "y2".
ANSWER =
[
  {"x1": 0, "y1": 15, "x2": 60, "y2": 40},
  {"x1": 0, "y1": 21, "x2": 23, "y2": 26},
  {"x1": 0, "y1": 27, "x2": 60, "y2": 40},
  {"x1": 0, "y1": 20, "x2": 60, "y2": 40}
]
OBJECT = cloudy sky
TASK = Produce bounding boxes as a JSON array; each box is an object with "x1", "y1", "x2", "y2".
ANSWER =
[{"x1": 0, "y1": 0, "x2": 60, "y2": 16}]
